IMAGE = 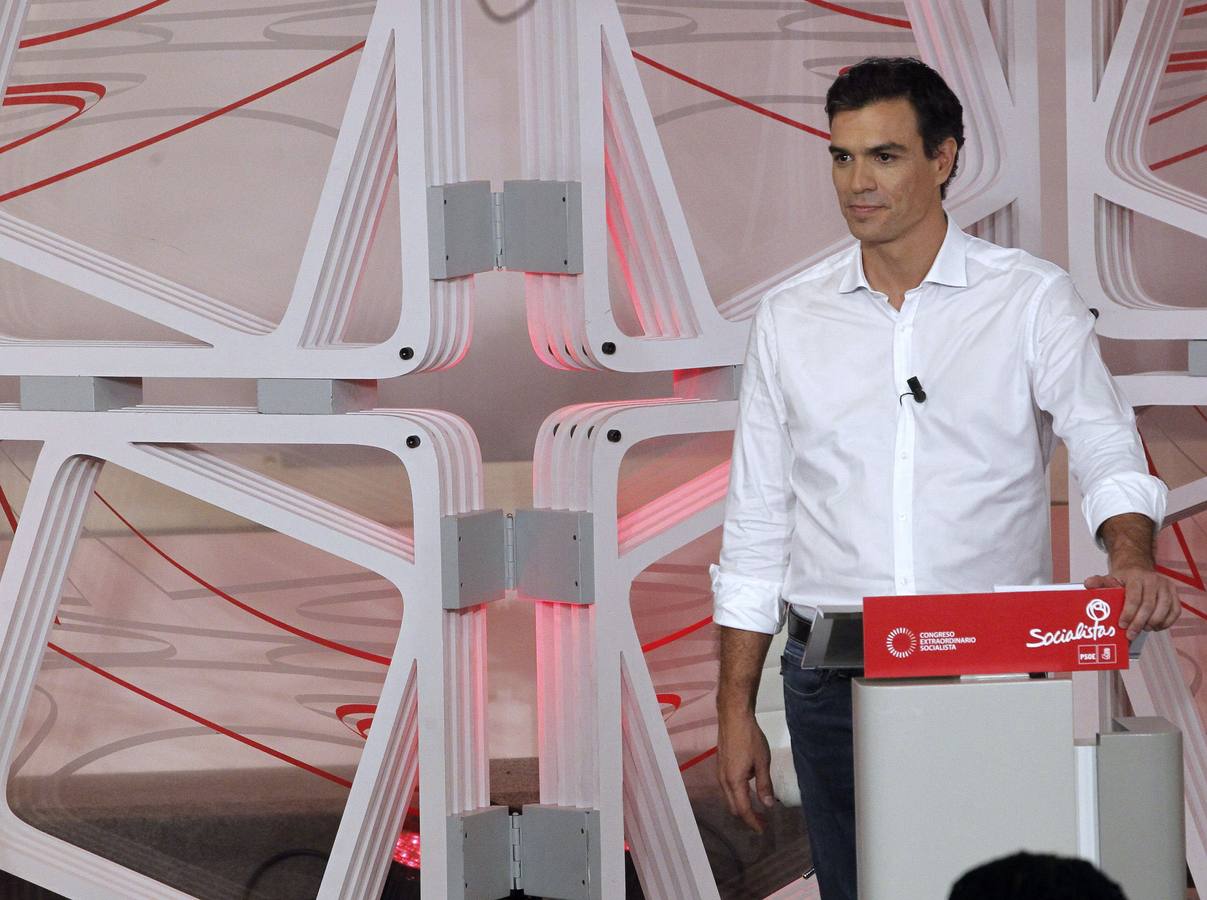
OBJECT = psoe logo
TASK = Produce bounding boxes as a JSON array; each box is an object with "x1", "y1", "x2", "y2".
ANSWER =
[
  {"x1": 1026, "y1": 597, "x2": 1116, "y2": 649},
  {"x1": 886, "y1": 627, "x2": 917, "y2": 659}
]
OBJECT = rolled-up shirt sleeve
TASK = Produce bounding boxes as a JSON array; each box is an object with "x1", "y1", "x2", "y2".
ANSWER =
[
  {"x1": 1027, "y1": 274, "x2": 1167, "y2": 547},
  {"x1": 713, "y1": 301, "x2": 795, "y2": 634}
]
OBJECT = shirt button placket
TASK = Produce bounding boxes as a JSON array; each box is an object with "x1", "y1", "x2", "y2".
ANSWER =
[{"x1": 892, "y1": 298, "x2": 919, "y2": 595}]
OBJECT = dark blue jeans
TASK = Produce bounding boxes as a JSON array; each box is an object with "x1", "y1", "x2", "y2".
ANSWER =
[{"x1": 781, "y1": 635, "x2": 859, "y2": 900}]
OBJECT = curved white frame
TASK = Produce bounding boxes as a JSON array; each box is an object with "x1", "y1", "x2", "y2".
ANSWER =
[
  {"x1": 0, "y1": 1, "x2": 473, "y2": 378},
  {"x1": 0, "y1": 407, "x2": 489, "y2": 899}
]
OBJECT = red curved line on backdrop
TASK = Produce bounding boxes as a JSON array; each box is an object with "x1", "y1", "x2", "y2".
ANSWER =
[
  {"x1": 1149, "y1": 92, "x2": 1207, "y2": 125},
  {"x1": 656, "y1": 693, "x2": 682, "y2": 712},
  {"x1": 0, "y1": 480, "x2": 18, "y2": 532},
  {"x1": 336, "y1": 702, "x2": 377, "y2": 737},
  {"x1": 641, "y1": 615, "x2": 713, "y2": 654},
  {"x1": 802, "y1": 0, "x2": 911, "y2": 29},
  {"x1": 0, "y1": 39, "x2": 365, "y2": 203},
  {"x1": 19, "y1": 0, "x2": 172, "y2": 49},
  {"x1": 679, "y1": 745, "x2": 717, "y2": 772},
  {"x1": 1170, "y1": 50, "x2": 1207, "y2": 62},
  {"x1": 1187, "y1": 3, "x2": 1207, "y2": 15},
  {"x1": 47, "y1": 641, "x2": 353, "y2": 787},
  {"x1": 631, "y1": 51, "x2": 830, "y2": 140},
  {"x1": 6, "y1": 81, "x2": 107, "y2": 98},
  {"x1": 1167, "y1": 62, "x2": 1207, "y2": 73},
  {"x1": 0, "y1": 96, "x2": 87, "y2": 155},
  {"x1": 1151, "y1": 142, "x2": 1207, "y2": 170},
  {"x1": 1, "y1": 82, "x2": 108, "y2": 155},
  {"x1": 94, "y1": 493, "x2": 392, "y2": 666}
]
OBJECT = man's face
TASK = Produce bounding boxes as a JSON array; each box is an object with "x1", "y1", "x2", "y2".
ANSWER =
[{"x1": 828, "y1": 97, "x2": 952, "y2": 246}]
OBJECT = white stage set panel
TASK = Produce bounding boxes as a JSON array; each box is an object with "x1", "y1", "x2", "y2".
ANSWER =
[
  {"x1": 1066, "y1": 0, "x2": 1207, "y2": 340},
  {"x1": 0, "y1": 409, "x2": 492, "y2": 899},
  {"x1": 517, "y1": 0, "x2": 1040, "y2": 372},
  {"x1": 0, "y1": 0, "x2": 476, "y2": 378},
  {"x1": 1064, "y1": 1, "x2": 1207, "y2": 892}
]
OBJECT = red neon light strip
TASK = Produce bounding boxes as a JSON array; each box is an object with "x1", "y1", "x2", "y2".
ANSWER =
[
  {"x1": 18, "y1": 0, "x2": 171, "y2": 48},
  {"x1": 802, "y1": 0, "x2": 911, "y2": 29},
  {"x1": 1152, "y1": 142, "x2": 1207, "y2": 170},
  {"x1": 631, "y1": 51, "x2": 830, "y2": 140},
  {"x1": 1150, "y1": 92, "x2": 1207, "y2": 124},
  {"x1": 47, "y1": 641, "x2": 352, "y2": 787},
  {"x1": 94, "y1": 493, "x2": 391, "y2": 666},
  {"x1": 641, "y1": 615, "x2": 712, "y2": 654},
  {"x1": 0, "y1": 40, "x2": 365, "y2": 203}
]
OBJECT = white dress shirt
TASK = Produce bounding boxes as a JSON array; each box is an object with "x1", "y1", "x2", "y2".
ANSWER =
[{"x1": 713, "y1": 216, "x2": 1167, "y2": 634}]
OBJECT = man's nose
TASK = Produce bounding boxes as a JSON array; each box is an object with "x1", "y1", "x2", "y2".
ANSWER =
[{"x1": 850, "y1": 158, "x2": 876, "y2": 193}]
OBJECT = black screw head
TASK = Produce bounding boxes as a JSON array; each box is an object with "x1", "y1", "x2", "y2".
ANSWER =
[
  {"x1": 601, "y1": 341, "x2": 616, "y2": 355},
  {"x1": 607, "y1": 429, "x2": 622, "y2": 443},
  {"x1": 399, "y1": 346, "x2": 414, "y2": 360},
  {"x1": 406, "y1": 435, "x2": 421, "y2": 449}
]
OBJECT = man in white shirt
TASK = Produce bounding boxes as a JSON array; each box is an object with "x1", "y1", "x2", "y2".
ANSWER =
[{"x1": 712, "y1": 57, "x2": 1180, "y2": 900}]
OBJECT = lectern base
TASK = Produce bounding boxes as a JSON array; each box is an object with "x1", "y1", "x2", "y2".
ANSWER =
[{"x1": 853, "y1": 676, "x2": 1077, "y2": 899}]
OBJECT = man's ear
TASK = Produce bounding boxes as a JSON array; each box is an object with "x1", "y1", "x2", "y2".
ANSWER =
[{"x1": 932, "y1": 136, "x2": 958, "y2": 187}]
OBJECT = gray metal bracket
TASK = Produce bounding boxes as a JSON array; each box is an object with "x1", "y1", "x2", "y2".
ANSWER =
[
  {"x1": 517, "y1": 805, "x2": 602, "y2": 900},
  {"x1": 427, "y1": 179, "x2": 584, "y2": 279},
  {"x1": 500, "y1": 180, "x2": 583, "y2": 274},
  {"x1": 429, "y1": 181, "x2": 497, "y2": 279},
  {"x1": 447, "y1": 806, "x2": 513, "y2": 900},
  {"x1": 20, "y1": 376, "x2": 143, "y2": 412},
  {"x1": 446, "y1": 804, "x2": 601, "y2": 900},
  {"x1": 256, "y1": 379, "x2": 378, "y2": 415},
  {"x1": 513, "y1": 509, "x2": 594, "y2": 605},
  {"x1": 1190, "y1": 341, "x2": 1207, "y2": 376},
  {"x1": 441, "y1": 510, "x2": 509, "y2": 610}
]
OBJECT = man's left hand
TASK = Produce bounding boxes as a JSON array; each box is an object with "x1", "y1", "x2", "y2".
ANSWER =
[{"x1": 1084, "y1": 568, "x2": 1180, "y2": 640}]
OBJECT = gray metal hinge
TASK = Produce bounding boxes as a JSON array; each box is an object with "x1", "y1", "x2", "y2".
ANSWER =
[
  {"x1": 504, "y1": 513, "x2": 516, "y2": 592},
  {"x1": 493, "y1": 191, "x2": 506, "y2": 271},
  {"x1": 510, "y1": 811, "x2": 522, "y2": 889},
  {"x1": 428, "y1": 180, "x2": 584, "y2": 279}
]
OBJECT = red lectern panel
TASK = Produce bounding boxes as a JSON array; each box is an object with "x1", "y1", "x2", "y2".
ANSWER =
[{"x1": 863, "y1": 588, "x2": 1128, "y2": 679}]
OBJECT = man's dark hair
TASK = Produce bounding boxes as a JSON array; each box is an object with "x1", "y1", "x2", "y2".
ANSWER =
[
  {"x1": 949, "y1": 852, "x2": 1127, "y2": 900},
  {"x1": 825, "y1": 57, "x2": 965, "y2": 199}
]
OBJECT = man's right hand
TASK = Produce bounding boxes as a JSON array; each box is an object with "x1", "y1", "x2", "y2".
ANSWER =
[{"x1": 717, "y1": 709, "x2": 776, "y2": 832}]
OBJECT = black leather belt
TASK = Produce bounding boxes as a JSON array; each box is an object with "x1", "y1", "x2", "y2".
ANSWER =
[{"x1": 787, "y1": 607, "x2": 812, "y2": 643}]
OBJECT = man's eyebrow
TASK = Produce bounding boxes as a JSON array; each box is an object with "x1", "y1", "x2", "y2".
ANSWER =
[{"x1": 828, "y1": 142, "x2": 910, "y2": 156}]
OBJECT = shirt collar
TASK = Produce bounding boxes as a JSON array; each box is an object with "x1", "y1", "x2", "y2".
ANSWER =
[{"x1": 837, "y1": 213, "x2": 969, "y2": 294}]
